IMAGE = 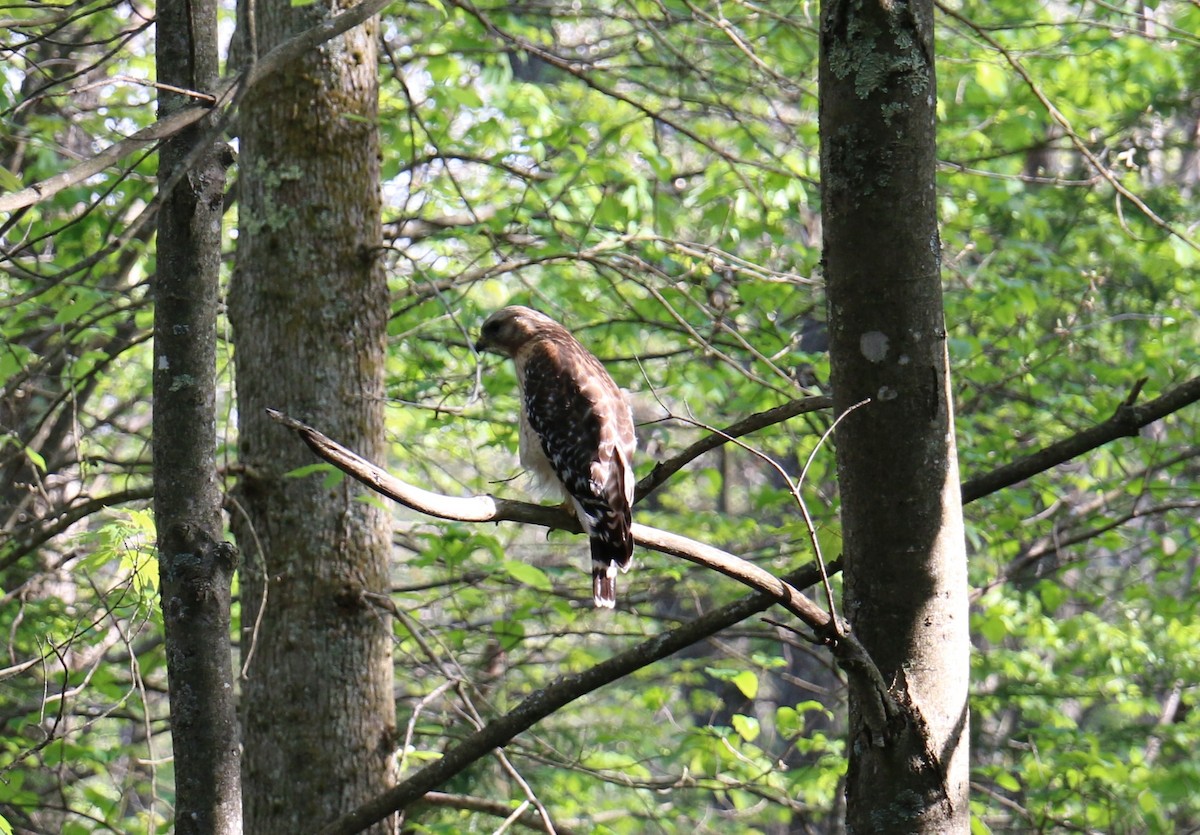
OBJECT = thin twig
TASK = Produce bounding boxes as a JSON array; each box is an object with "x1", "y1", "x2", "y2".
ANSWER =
[
  {"x1": 397, "y1": 679, "x2": 457, "y2": 777},
  {"x1": 635, "y1": 395, "x2": 832, "y2": 502},
  {"x1": 937, "y1": 1, "x2": 1199, "y2": 254},
  {"x1": 661, "y1": 394, "x2": 850, "y2": 635},
  {"x1": 796, "y1": 397, "x2": 871, "y2": 620},
  {"x1": 960, "y1": 375, "x2": 1200, "y2": 503}
]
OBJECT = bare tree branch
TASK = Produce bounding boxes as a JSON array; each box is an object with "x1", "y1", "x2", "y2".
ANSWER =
[
  {"x1": 0, "y1": 487, "x2": 155, "y2": 575},
  {"x1": 971, "y1": 498, "x2": 1200, "y2": 601},
  {"x1": 0, "y1": 0, "x2": 393, "y2": 214},
  {"x1": 269, "y1": 406, "x2": 896, "y2": 835},
  {"x1": 960, "y1": 375, "x2": 1200, "y2": 504},
  {"x1": 634, "y1": 395, "x2": 831, "y2": 502},
  {"x1": 410, "y1": 793, "x2": 588, "y2": 835},
  {"x1": 282, "y1": 363, "x2": 1200, "y2": 833},
  {"x1": 0, "y1": 101, "x2": 219, "y2": 214},
  {"x1": 314, "y1": 553, "x2": 839, "y2": 835},
  {"x1": 265, "y1": 409, "x2": 837, "y2": 634}
]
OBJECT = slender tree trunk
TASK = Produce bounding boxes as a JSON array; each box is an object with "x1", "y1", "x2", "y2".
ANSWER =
[
  {"x1": 153, "y1": 0, "x2": 242, "y2": 832},
  {"x1": 228, "y1": 1, "x2": 396, "y2": 832},
  {"x1": 819, "y1": 0, "x2": 970, "y2": 831}
]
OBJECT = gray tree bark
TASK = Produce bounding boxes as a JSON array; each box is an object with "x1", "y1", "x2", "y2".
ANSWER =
[
  {"x1": 819, "y1": 0, "x2": 971, "y2": 830},
  {"x1": 228, "y1": 0, "x2": 396, "y2": 831},
  {"x1": 153, "y1": 0, "x2": 242, "y2": 831}
]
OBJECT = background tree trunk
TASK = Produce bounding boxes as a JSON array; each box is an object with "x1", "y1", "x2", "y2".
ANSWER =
[
  {"x1": 819, "y1": 0, "x2": 971, "y2": 830},
  {"x1": 228, "y1": 1, "x2": 396, "y2": 832},
  {"x1": 153, "y1": 0, "x2": 242, "y2": 832}
]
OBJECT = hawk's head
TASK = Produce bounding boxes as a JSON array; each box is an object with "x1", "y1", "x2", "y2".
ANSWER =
[{"x1": 475, "y1": 305, "x2": 559, "y2": 357}]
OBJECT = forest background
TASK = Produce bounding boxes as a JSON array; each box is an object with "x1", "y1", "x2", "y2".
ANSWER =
[{"x1": 1, "y1": 0, "x2": 1199, "y2": 832}]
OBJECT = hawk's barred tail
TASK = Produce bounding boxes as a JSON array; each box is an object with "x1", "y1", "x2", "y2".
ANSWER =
[
  {"x1": 589, "y1": 527, "x2": 632, "y2": 608},
  {"x1": 593, "y1": 560, "x2": 618, "y2": 609},
  {"x1": 579, "y1": 493, "x2": 633, "y2": 607}
]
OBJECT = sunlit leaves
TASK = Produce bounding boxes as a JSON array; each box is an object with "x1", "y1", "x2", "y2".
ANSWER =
[
  {"x1": 501, "y1": 558, "x2": 553, "y2": 592},
  {"x1": 973, "y1": 578, "x2": 1200, "y2": 829},
  {"x1": 3, "y1": 0, "x2": 1198, "y2": 829}
]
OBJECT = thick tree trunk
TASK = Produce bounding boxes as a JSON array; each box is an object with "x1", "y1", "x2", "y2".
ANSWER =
[
  {"x1": 228, "y1": 1, "x2": 396, "y2": 832},
  {"x1": 153, "y1": 0, "x2": 242, "y2": 832},
  {"x1": 819, "y1": 0, "x2": 970, "y2": 831}
]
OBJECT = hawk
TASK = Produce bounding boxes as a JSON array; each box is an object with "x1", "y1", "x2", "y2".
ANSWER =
[{"x1": 476, "y1": 305, "x2": 636, "y2": 608}]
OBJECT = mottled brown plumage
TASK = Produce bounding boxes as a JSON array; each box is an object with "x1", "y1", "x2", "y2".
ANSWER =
[{"x1": 476, "y1": 306, "x2": 636, "y2": 608}]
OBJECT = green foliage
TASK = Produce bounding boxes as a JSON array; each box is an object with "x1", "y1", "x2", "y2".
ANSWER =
[
  {"x1": 2, "y1": 0, "x2": 1198, "y2": 830},
  {"x1": 972, "y1": 585, "x2": 1200, "y2": 831},
  {"x1": 935, "y1": 6, "x2": 1199, "y2": 831},
  {"x1": 0, "y1": 512, "x2": 166, "y2": 833}
]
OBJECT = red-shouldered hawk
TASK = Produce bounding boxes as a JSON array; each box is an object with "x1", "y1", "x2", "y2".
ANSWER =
[{"x1": 475, "y1": 305, "x2": 636, "y2": 608}]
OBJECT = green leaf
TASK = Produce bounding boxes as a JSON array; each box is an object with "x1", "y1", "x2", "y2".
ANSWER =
[
  {"x1": 974, "y1": 62, "x2": 1008, "y2": 98},
  {"x1": 732, "y1": 670, "x2": 759, "y2": 699},
  {"x1": 731, "y1": 713, "x2": 760, "y2": 742},
  {"x1": 0, "y1": 166, "x2": 22, "y2": 192},
  {"x1": 24, "y1": 446, "x2": 46, "y2": 473},
  {"x1": 977, "y1": 611, "x2": 1008, "y2": 644},
  {"x1": 284, "y1": 462, "x2": 336, "y2": 479},
  {"x1": 501, "y1": 560, "x2": 552, "y2": 592},
  {"x1": 494, "y1": 617, "x2": 525, "y2": 650},
  {"x1": 1036, "y1": 581, "x2": 1067, "y2": 614},
  {"x1": 581, "y1": 750, "x2": 652, "y2": 779},
  {"x1": 995, "y1": 772, "x2": 1020, "y2": 792}
]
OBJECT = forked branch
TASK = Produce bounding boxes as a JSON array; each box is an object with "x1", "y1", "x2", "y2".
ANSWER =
[
  {"x1": 278, "y1": 370, "x2": 1200, "y2": 833},
  {"x1": 265, "y1": 409, "x2": 839, "y2": 638},
  {"x1": 266, "y1": 407, "x2": 899, "y2": 835},
  {"x1": 314, "y1": 556, "x2": 841, "y2": 835}
]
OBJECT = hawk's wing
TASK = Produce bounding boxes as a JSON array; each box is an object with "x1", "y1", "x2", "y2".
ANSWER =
[{"x1": 520, "y1": 336, "x2": 635, "y2": 607}]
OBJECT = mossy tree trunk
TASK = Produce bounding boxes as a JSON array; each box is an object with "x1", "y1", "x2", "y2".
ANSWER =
[
  {"x1": 228, "y1": 1, "x2": 396, "y2": 832},
  {"x1": 820, "y1": 0, "x2": 971, "y2": 830}
]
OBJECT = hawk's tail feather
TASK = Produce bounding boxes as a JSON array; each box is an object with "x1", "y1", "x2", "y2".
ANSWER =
[
  {"x1": 589, "y1": 530, "x2": 632, "y2": 608},
  {"x1": 575, "y1": 495, "x2": 634, "y2": 607},
  {"x1": 593, "y1": 561, "x2": 618, "y2": 609}
]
